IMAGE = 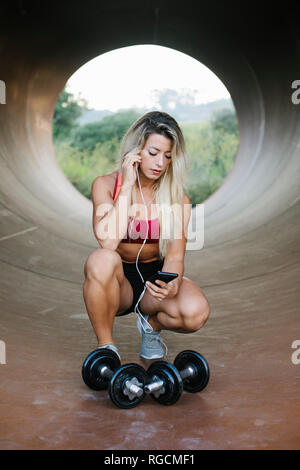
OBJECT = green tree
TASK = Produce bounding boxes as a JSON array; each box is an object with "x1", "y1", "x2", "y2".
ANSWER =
[
  {"x1": 52, "y1": 88, "x2": 88, "y2": 141},
  {"x1": 55, "y1": 137, "x2": 119, "y2": 199},
  {"x1": 53, "y1": 89, "x2": 239, "y2": 205},
  {"x1": 211, "y1": 108, "x2": 238, "y2": 135},
  {"x1": 70, "y1": 109, "x2": 140, "y2": 152},
  {"x1": 182, "y1": 109, "x2": 239, "y2": 206}
]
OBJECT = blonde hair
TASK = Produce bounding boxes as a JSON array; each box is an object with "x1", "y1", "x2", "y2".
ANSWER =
[{"x1": 115, "y1": 111, "x2": 188, "y2": 259}]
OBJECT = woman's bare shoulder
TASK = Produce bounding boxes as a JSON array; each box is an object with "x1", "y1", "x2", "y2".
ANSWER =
[
  {"x1": 183, "y1": 192, "x2": 191, "y2": 204},
  {"x1": 92, "y1": 170, "x2": 119, "y2": 197}
]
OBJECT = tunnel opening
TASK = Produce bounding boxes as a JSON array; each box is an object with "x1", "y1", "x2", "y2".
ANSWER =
[{"x1": 52, "y1": 44, "x2": 239, "y2": 210}]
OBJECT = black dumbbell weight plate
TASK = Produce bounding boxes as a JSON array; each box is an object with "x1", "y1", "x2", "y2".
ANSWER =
[
  {"x1": 109, "y1": 364, "x2": 148, "y2": 409},
  {"x1": 174, "y1": 350, "x2": 209, "y2": 393},
  {"x1": 147, "y1": 361, "x2": 183, "y2": 406},
  {"x1": 82, "y1": 348, "x2": 121, "y2": 391}
]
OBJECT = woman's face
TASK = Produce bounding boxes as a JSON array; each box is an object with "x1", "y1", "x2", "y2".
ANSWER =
[{"x1": 139, "y1": 133, "x2": 173, "y2": 179}]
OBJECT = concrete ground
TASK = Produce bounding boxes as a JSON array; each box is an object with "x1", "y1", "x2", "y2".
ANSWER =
[{"x1": 0, "y1": 0, "x2": 299, "y2": 450}]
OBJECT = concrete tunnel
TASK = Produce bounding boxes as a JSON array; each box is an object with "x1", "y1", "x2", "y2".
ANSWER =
[{"x1": 0, "y1": 0, "x2": 300, "y2": 450}]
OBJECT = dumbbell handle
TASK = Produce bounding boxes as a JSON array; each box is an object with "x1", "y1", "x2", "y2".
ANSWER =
[
  {"x1": 122, "y1": 364, "x2": 196, "y2": 399},
  {"x1": 179, "y1": 364, "x2": 195, "y2": 381},
  {"x1": 144, "y1": 365, "x2": 195, "y2": 394},
  {"x1": 124, "y1": 380, "x2": 144, "y2": 397},
  {"x1": 97, "y1": 364, "x2": 114, "y2": 380},
  {"x1": 144, "y1": 377, "x2": 164, "y2": 394}
]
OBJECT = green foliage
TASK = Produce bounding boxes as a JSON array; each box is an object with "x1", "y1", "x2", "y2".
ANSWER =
[
  {"x1": 70, "y1": 109, "x2": 140, "y2": 152},
  {"x1": 54, "y1": 138, "x2": 119, "y2": 199},
  {"x1": 52, "y1": 88, "x2": 87, "y2": 141},
  {"x1": 211, "y1": 107, "x2": 238, "y2": 135},
  {"x1": 53, "y1": 87, "x2": 239, "y2": 204},
  {"x1": 181, "y1": 109, "x2": 239, "y2": 206}
]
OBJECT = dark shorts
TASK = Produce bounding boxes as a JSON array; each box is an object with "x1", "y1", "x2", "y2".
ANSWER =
[{"x1": 119, "y1": 258, "x2": 164, "y2": 316}]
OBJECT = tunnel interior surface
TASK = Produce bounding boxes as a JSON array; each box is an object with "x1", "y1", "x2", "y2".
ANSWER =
[{"x1": 0, "y1": 0, "x2": 300, "y2": 450}]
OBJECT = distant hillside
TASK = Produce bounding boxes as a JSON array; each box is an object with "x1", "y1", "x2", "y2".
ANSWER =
[
  {"x1": 176, "y1": 98, "x2": 234, "y2": 122},
  {"x1": 77, "y1": 109, "x2": 114, "y2": 125},
  {"x1": 77, "y1": 98, "x2": 234, "y2": 125}
]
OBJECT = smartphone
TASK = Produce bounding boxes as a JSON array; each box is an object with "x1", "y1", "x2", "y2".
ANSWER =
[{"x1": 146, "y1": 271, "x2": 178, "y2": 286}]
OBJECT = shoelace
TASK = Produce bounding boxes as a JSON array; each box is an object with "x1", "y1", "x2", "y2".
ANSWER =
[{"x1": 153, "y1": 333, "x2": 168, "y2": 357}]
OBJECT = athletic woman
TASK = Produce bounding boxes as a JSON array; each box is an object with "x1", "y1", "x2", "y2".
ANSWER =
[{"x1": 83, "y1": 111, "x2": 210, "y2": 360}]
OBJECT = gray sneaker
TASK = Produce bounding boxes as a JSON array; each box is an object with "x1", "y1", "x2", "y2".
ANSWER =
[
  {"x1": 137, "y1": 314, "x2": 167, "y2": 359},
  {"x1": 97, "y1": 344, "x2": 121, "y2": 361}
]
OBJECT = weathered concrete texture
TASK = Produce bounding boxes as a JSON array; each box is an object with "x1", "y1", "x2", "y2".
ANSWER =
[{"x1": 0, "y1": 0, "x2": 300, "y2": 450}]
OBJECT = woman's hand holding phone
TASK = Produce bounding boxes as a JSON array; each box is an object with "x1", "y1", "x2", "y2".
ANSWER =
[
  {"x1": 146, "y1": 272, "x2": 179, "y2": 301},
  {"x1": 122, "y1": 151, "x2": 142, "y2": 187}
]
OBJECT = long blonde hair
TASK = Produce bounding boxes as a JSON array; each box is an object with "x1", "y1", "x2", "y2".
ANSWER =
[{"x1": 115, "y1": 111, "x2": 188, "y2": 259}]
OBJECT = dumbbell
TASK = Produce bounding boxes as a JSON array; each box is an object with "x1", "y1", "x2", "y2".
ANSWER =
[
  {"x1": 82, "y1": 348, "x2": 209, "y2": 408},
  {"x1": 109, "y1": 363, "x2": 148, "y2": 409},
  {"x1": 110, "y1": 360, "x2": 183, "y2": 406},
  {"x1": 82, "y1": 348, "x2": 121, "y2": 391},
  {"x1": 82, "y1": 349, "x2": 148, "y2": 408},
  {"x1": 173, "y1": 350, "x2": 210, "y2": 393},
  {"x1": 145, "y1": 361, "x2": 184, "y2": 405},
  {"x1": 143, "y1": 350, "x2": 210, "y2": 405}
]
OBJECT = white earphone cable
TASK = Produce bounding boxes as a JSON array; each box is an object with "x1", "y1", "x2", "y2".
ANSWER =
[
  {"x1": 132, "y1": 164, "x2": 169, "y2": 357},
  {"x1": 133, "y1": 167, "x2": 153, "y2": 333}
]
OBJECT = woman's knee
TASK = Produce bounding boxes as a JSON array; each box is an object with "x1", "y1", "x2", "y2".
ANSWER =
[
  {"x1": 180, "y1": 297, "x2": 210, "y2": 333},
  {"x1": 84, "y1": 248, "x2": 122, "y2": 281}
]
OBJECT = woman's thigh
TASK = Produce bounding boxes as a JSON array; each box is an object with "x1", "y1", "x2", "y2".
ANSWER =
[
  {"x1": 84, "y1": 247, "x2": 134, "y2": 315},
  {"x1": 116, "y1": 274, "x2": 134, "y2": 315}
]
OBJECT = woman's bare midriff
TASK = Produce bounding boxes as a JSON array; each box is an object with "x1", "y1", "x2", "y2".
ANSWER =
[
  {"x1": 106, "y1": 170, "x2": 161, "y2": 264},
  {"x1": 116, "y1": 243, "x2": 160, "y2": 264}
]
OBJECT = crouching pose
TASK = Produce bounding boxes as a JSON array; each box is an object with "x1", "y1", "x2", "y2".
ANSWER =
[{"x1": 83, "y1": 111, "x2": 210, "y2": 360}]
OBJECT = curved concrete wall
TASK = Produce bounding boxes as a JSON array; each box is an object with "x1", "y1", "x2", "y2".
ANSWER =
[{"x1": 0, "y1": 1, "x2": 299, "y2": 450}]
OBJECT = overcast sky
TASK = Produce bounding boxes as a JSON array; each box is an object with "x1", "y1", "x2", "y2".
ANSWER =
[{"x1": 67, "y1": 44, "x2": 230, "y2": 112}]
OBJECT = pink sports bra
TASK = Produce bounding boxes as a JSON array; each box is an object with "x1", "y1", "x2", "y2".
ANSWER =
[{"x1": 112, "y1": 172, "x2": 160, "y2": 244}]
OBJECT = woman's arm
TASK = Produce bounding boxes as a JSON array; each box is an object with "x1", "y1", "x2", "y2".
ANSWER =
[
  {"x1": 146, "y1": 193, "x2": 191, "y2": 299},
  {"x1": 92, "y1": 175, "x2": 133, "y2": 250}
]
